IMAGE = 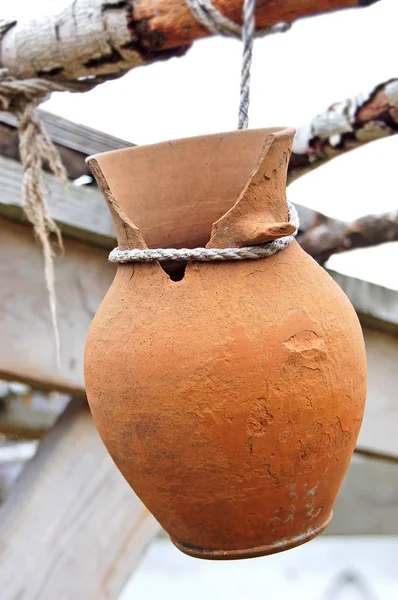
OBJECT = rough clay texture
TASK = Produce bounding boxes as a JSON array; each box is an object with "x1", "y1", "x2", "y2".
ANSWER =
[{"x1": 85, "y1": 128, "x2": 367, "y2": 559}]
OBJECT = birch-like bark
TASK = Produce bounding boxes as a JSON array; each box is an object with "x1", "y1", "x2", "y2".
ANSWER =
[
  {"x1": 289, "y1": 79, "x2": 398, "y2": 184},
  {"x1": 0, "y1": 0, "x2": 379, "y2": 84}
]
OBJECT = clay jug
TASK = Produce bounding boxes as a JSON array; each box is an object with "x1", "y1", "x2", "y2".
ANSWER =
[{"x1": 85, "y1": 128, "x2": 366, "y2": 560}]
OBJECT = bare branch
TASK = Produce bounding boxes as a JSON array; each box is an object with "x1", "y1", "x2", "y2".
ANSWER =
[
  {"x1": 0, "y1": 0, "x2": 380, "y2": 85},
  {"x1": 298, "y1": 209, "x2": 398, "y2": 264},
  {"x1": 289, "y1": 79, "x2": 398, "y2": 184}
]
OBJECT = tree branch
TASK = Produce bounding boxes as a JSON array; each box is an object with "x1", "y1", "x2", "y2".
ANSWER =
[
  {"x1": 289, "y1": 79, "x2": 398, "y2": 184},
  {"x1": 0, "y1": 0, "x2": 380, "y2": 85},
  {"x1": 298, "y1": 209, "x2": 398, "y2": 264}
]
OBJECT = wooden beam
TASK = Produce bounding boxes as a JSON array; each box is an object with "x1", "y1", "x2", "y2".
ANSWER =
[
  {"x1": 0, "y1": 110, "x2": 134, "y2": 158},
  {"x1": 0, "y1": 217, "x2": 114, "y2": 394},
  {"x1": 0, "y1": 1, "x2": 379, "y2": 84},
  {"x1": 328, "y1": 269, "x2": 398, "y2": 328},
  {"x1": 0, "y1": 155, "x2": 117, "y2": 249},
  {"x1": 0, "y1": 388, "x2": 69, "y2": 438},
  {"x1": 0, "y1": 399, "x2": 160, "y2": 600},
  {"x1": 0, "y1": 441, "x2": 37, "y2": 503},
  {"x1": 356, "y1": 328, "x2": 398, "y2": 458},
  {"x1": 326, "y1": 456, "x2": 398, "y2": 535},
  {"x1": 0, "y1": 110, "x2": 134, "y2": 181},
  {"x1": 289, "y1": 79, "x2": 398, "y2": 186}
]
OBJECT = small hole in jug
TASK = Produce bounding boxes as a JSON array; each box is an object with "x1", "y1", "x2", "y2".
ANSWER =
[{"x1": 160, "y1": 261, "x2": 188, "y2": 282}]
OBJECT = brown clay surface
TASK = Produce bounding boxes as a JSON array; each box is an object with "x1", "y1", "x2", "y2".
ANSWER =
[
  {"x1": 87, "y1": 128, "x2": 290, "y2": 250},
  {"x1": 85, "y1": 128, "x2": 366, "y2": 559}
]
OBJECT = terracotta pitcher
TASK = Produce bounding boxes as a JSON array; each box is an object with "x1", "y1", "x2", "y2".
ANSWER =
[{"x1": 85, "y1": 128, "x2": 366, "y2": 560}]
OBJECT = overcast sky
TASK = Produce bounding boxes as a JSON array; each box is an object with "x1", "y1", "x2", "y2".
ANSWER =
[{"x1": 5, "y1": 0, "x2": 398, "y2": 288}]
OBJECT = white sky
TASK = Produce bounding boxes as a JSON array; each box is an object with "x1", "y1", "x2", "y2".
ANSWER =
[{"x1": 5, "y1": 0, "x2": 398, "y2": 288}]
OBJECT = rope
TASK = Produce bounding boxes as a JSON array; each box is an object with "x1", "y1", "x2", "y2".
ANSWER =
[
  {"x1": 185, "y1": 0, "x2": 290, "y2": 128},
  {"x1": 109, "y1": 201, "x2": 298, "y2": 264},
  {"x1": 238, "y1": 0, "x2": 255, "y2": 129},
  {"x1": 185, "y1": 0, "x2": 290, "y2": 38},
  {"x1": 109, "y1": 2, "x2": 296, "y2": 267},
  {"x1": 0, "y1": 70, "x2": 99, "y2": 364}
]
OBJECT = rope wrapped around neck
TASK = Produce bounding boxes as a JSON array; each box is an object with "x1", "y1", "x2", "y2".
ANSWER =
[
  {"x1": 109, "y1": 200, "x2": 299, "y2": 264},
  {"x1": 109, "y1": 1, "x2": 296, "y2": 266}
]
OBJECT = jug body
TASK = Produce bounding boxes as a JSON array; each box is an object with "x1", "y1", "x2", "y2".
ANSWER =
[{"x1": 85, "y1": 128, "x2": 366, "y2": 559}]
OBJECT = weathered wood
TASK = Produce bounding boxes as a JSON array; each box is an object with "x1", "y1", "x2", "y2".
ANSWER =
[
  {"x1": 289, "y1": 79, "x2": 398, "y2": 185},
  {"x1": 0, "y1": 398, "x2": 160, "y2": 600},
  {"x1": 299, "y1": 208, "x2": 398, "y2": 264},
  {"x1": 326, "y1": 456, "x2": 398, "y2": 535},
  {"x1": 0, "y1": 120, "x2": 90, "y2": 181},
  {"x1": 356, "y1": 328, "x2": 398, "y2": 458},
  {"x1": 0, "y1": 110, "x2": 134, "y2": 158},
  {"x1": 0, "y1": 217, "x2": 114, "y2": 394},
  {"x1": 0, "y1": 155, "x2": 117, "y2": 248},
  {"x1": 0, "y1": 387, "x2": 69, "y2": 438},
  {"x1": 329, "y1": 269, "x2": 398, "y2": 328},
  {"x1": 0, "y1": 110, "x2": 134, "y2": 181},
  {"x1": 0, "y1": 441, "x2": 37, "y2": 502},
  {"x1": 0, "y1": 1, "x2": 379, "y2": 84}
]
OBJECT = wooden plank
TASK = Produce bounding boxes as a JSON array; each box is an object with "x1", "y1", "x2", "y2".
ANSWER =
[
  {"x1": 0, "y1": 121, "x2": 91, "y2": 182},
  {"x1": 0, "y1": 110, "x2": 134, "y2": 157},
  {"x1": 0, "y1": 386, "x2": 69, "y2": 438},
  {"x1": 357, "y1": 328, "x2": 398, "y2": 457},
  {"x1": 0, "y1": 399, "x2": 160, "y2": 600},
  {"x1": 0, "y1": 441, "x2": 37, "y2": 503},
  {"x1": 0, "y1": 155, "x2": 116, "y2": 249},
  {"x1": 326, "y1": 456, "x2": 398, "y2": 535},
  {"x1": 329, "y1": 269, "x2": 398, "y2": 327},
  {"x1": 0, "y1": 110, "x2": 134, "y2": 181},
  {"x1": 0, "y1": 217, "x2": 114, "y2": 394}
]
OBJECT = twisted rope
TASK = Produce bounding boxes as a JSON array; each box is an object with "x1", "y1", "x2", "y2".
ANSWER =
[
  {"x1": 185, "y1": 0, "x2": 290, "y2": 38},
  {"x1": 185, "y1": 0, "x2": 290, "y2": 128},
  {"x1": 109, "y1": 201, "x2": 298, "y2": 264},
  {"x1": 0, "y1": 70, "x2": 98, "y2": 363},
  {"x1": 238, "y1": 0, "x2": 255, "y2": 129}
]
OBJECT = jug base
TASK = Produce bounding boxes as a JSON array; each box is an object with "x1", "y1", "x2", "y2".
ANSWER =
[{"x1": 170, "y1": 512, "x2": 332, "y2": 560}]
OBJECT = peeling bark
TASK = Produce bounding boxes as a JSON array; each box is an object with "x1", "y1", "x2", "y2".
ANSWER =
[
  {"x1": 298, "y1": 210, "x2": 398, "y2": 265},
  {"x1": 289, "y1": 79, "x2": 398, "y2": 184},
  {"x1": 0, "y1": 0, "x2": 380, "y2": 84},
  {"x1": 0, "y1": 1, "x2": 144, "y2": 83}
]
